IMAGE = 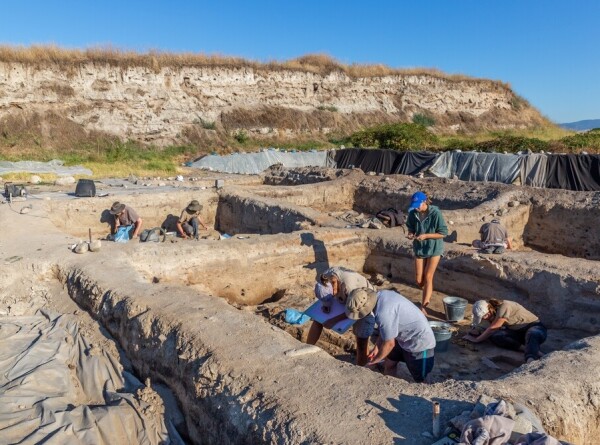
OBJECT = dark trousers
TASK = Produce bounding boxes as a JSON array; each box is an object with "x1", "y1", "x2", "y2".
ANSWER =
[
  {"x1": 182, "y1": 217, "x2": 199, "y2": 238},
  {"x1": 489, "y1": 322, "x2": 547, "y2": 360}
]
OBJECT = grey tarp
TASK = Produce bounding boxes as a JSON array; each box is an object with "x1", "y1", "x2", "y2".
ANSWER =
[
  {"x1": 520, "y1": 153, "x2": 549, "y2": 188},
  {"x1": 188, "y1": 150, "x2": 329, "y2": 174},
  {"x1": 0, "y1": 159, "x2": 92, "y2": 176},
  {"x1": 0, "y1": 312, "x2": 174, "y2": 445},
  {"x1": 429, "y1": 152, "x2": 522, "y2": 183}
]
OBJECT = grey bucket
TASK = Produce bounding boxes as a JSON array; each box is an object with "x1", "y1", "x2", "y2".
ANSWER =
[
  {"x1": 443, "y1": 296, "x2": 468, "y2": 322},
  {"x1": 429, "y1": 321, "x2": 452, "y2": 353}
]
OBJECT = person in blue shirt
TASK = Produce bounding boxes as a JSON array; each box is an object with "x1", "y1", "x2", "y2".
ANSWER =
[{"x1": 405, "y1": 191, "x2": 448, "y2": 315}]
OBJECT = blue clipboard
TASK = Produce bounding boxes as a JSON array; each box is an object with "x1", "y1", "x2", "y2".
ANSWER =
[{"x1": 303, "y1": 299, "x2": 355, "y2": 334}]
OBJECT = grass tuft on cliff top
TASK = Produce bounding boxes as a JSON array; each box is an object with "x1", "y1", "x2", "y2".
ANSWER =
[{"x1": 0, "y1": 45, "x2": 506, "y2": 85}]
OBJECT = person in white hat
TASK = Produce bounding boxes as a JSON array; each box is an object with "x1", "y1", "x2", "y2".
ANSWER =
[
  {"x1": 306, "y1": 267, "x2": 376, "y2": 366},
  {"x1": 463, "y1": 299, "x2": 547, "y2": 363},
  {"x1": 345, "y1": 287, "x2": 436, "y2": 382}
]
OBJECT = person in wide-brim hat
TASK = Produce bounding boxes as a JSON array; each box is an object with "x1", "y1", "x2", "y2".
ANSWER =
[
  {"x1": 346, "y1": 287, "x2": 436, "y2": 382},
  {"x1": 109, "y1": 202, "x2": 143, "y2": 238},
  {"x1": 110, "y1": 202, "x2": 126, "y2": 215},
  {"x1": 177, "y1": 199, "x2": 207, "y2": 239},
  {"x1": 186, "y1": 200, "x2": 202, "y2": 213}
]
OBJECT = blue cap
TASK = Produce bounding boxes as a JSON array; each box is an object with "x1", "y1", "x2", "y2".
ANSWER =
[{"x1": 408, "y1": 191, "x2": 427, "y2": 211}]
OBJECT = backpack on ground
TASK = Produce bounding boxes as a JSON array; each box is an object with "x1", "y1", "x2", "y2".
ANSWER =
[
  {"x1": 376, "y1": 208, "x2": 406, "y2": 228},
  {"x1": 140, "y1": 227, "x2": 166, "y2": 243}
]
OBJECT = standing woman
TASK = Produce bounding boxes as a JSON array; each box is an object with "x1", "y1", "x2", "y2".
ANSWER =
[{"x1": 406, "y1": 192, "x2": 448, "y2": 315}]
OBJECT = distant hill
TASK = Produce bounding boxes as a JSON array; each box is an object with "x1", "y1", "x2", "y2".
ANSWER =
[{"x1": 560, "y1": 119, "x2": 600, "y2": 131}]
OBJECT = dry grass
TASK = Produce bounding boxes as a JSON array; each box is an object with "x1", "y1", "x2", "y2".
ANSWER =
[{"x1": 0, "y1": 45, "x2": 505, "y2": 85}]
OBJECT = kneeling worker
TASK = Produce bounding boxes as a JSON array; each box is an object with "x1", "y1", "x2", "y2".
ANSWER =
[
  {"x1": 110, "y1": 201, "x2": 143, "y2": 238},
  {"x1": 306, "y1": 267, "x2": 376, "y2": 366},
  {"x1": 177, "y1": 200, "x2": 207, "y2": 239},
  {"x1": 473, "y1": 219, "x2": 513, "y2": 254},
  {"x1": 346, "y1": 288, "x2": 436, "y2": 382}
]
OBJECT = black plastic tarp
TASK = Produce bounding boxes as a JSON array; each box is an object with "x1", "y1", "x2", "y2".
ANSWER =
[
  {"x1": 545, "y1": 154, "x2": 600, "y2": 191},
  {"x1": 334, "y1": 149, "x2": 435, "y2": 175}
]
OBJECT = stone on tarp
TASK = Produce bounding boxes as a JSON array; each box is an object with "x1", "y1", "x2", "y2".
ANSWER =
[{"x1": 55, "y1": 176, "x2": 75, "y2": 186}]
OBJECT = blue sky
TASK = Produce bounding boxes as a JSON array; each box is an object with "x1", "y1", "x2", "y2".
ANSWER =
[{"x1": 2, "y1": 1, "x2": 598, "y2": 123}]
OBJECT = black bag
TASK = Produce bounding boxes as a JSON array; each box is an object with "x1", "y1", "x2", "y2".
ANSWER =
[
  {"x1": 140, "y1": 227, "x2": 166, "y2": 243},
  {"x1": 4, "y1": 183, "x2": 27, "y2": 198},
  {"x1": 75, "y1": 179, "x2": 96, "y2": 197},
  {"x1": 376, "y1": 208, "x2": 406, "y2": 228}
]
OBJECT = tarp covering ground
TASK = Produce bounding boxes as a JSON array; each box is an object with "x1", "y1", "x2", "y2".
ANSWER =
[
  {"x1": 187, "y1": 150, "x2": 329, "y2": 175},
  {"x1": 0, "y1": 160, "x2": 92, "y2": 176},
  {"x1": 0, "y1": 311, "x2": 177, "y2": 445},
  {"x1": 187, "y1": 148, "x2": 600, "y2": 191}
]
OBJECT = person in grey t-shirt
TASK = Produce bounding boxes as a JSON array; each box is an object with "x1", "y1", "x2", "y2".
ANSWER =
[
  {"x1": 472, "y1": 219, "x2": 513, "y2": 254},
  {"x1": 346, "y1": 288, "x2": 436, "y2": 382}
]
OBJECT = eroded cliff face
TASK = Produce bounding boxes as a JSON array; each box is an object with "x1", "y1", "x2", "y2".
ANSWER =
[{"x1": 0, "y1": 62, "x2": 545, "y2": 146}]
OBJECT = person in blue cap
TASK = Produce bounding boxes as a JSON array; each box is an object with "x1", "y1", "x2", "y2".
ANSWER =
[{"x1": 406, "y1": 191, "x2": 448, "y2": 315}]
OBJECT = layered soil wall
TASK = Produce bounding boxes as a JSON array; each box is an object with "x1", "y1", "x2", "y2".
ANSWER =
[{"x1": 0, "y1": 60, "x2": 546, "y2": 145}]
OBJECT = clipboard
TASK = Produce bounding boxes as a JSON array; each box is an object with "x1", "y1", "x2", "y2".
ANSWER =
[{"x1": 303, "y1": 299, "x2": 355, "y2": 334}]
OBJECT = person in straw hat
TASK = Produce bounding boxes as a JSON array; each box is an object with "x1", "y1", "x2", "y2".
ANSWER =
[
  {"x1": 177, "y1": 199, "x2": 207, "y2": 239},
  {"x1": 346, "y1": 287, "x2": 436, "y2": 382},
  {"x1": 110, "y1": 201, "x2": 143, "y2": 238}
]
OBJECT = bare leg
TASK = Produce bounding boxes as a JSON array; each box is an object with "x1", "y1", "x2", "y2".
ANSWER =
[
  {"x1": 414, "y1": 257, "x2": 425, "y2": 289},
  {"x1": 306, "y1": 321, "x2": 323, "y2": 345},
  {"x1": 355, "y1": 336, "x2": 369, "y2": 366},
  {"x1": 383, "y1": 359, "x2": 399, "y2": 377},
  {"x1": 421, "y1": 256, "x2": 441, "y2": 315}
]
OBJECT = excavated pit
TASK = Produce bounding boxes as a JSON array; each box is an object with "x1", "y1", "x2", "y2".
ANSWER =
[{"x1": 3, "y1": 167, "x2": 600, "y2": 444}]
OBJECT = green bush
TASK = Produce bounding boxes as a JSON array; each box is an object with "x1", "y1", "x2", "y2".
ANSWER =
[
  {"x1": 472, "y1": 136, "x2": 550, "y2": 153},
  {"x1": 347, "y1": 123, "x2": 438, "y2": 151},
  {"x1": 317, "y1": 105, "x2": 338, "y2": 112},
  {"x1": 234, "y1": 130, "x2": 249, "y2": 144},
  {"x1": 412, "y1": 113, "x2": 435, "y2": 127},
  {"x1": 560, "y1": 128, "x2": 600, "y2": 150},
  {"x1": 200, "y1": 119, "x2": 216, "y2": 130}
]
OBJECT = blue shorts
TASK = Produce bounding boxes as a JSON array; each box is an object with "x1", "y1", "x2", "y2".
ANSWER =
[{"x1": 387, "y1": 343, "x2": 435, "y2": 383}]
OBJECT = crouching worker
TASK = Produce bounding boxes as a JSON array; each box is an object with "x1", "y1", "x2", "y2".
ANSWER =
[
  {"x1": 177, "y1": 200, "x2": 207, "y2": 239},
  {"x1": 306, "y1": 267, "x2": 375, "y2": 366},
  {"x1": 110, "y1": 202, "x2": 143, "y2": 238},
  {"x1": 346, "y1": 288, "x2": 436, "y2": 382},
  {"x1": 472, "y1": 219, "x2": 513, "y2": 254},
  {"x1": 463, "y1": 299, "x2": 547, "y2": 363}
]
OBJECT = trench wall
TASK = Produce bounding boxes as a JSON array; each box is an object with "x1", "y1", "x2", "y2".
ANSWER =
[
  {"x1": 215, "y1": 191, "x2": 346, "y2": 235},
  {"x1": 524, "y1": 204, "x2": 600, "y2": 260},
  {"x1": 45, "y1": 190, "x2": 219, "y2": 238},
  {"x1": 131, "y1": 230, "x2": 369, "y2": 305},
  {"x1": 364, "y1": 235, "x2": 600, "y2": 333}
]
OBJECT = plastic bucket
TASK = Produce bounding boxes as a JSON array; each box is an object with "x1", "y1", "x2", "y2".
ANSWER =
[
  {"x1": 429, "y1": 321, "x2": 452, "y2": 353},
  {"x1": 443, "y1": 296, "x2": 468, "y2": 322}
]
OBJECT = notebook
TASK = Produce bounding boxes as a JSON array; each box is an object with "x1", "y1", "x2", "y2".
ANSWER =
[{"x1": 303, "y1": 299, "x2": 355, "y2": 334}]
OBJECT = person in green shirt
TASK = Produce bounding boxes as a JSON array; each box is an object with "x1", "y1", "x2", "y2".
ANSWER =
[{"x1": 405, "y1": 191, "x2": 448, "y2": 316}]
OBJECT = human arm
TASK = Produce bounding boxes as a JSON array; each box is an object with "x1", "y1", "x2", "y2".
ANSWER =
[
  {"x1": 367, "y1": 337, "x2": 396, "y2": 365},
  {"x1": 463, "y1": 317, "x2": 507, "y2": 343},
  {"x1": 176, "y1": 221, "x2": 188, "y2": 239},
  {"x1": 323, "y1": 313, "x2": 347, "y2": 329},
  {"x1": 406, "y1": 211, "x2": 416, "y2": 239},
  {"x1": 132, "y1": 218, "x2": 143, "y2": 237},
  {"x1": 506, "y1": 237, "x2": 513, "y2": 250},
  {"x1": 415, "y1": 233, "x2": 444, "y2": 241}
]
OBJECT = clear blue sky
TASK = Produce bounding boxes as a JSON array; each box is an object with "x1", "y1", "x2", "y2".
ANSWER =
[{"x1": 2, "y1": 0, "x2": 598, "y2": 123}]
